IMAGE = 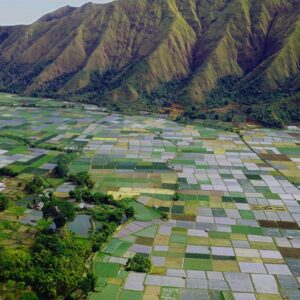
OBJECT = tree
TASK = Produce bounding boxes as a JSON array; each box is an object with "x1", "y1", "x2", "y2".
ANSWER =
[
  {"x1": 251, "y1": 105, "x2": 284, "y2": 128},
  {"x1": 36, "y1": 219, "x2": 52, "y2": 231},
  {"x1": 96, "y1": 193, "x2": 114, "y2": 205},
  {"x1": 160, "y1": 211, "x2": 169, "y2": 220},
  {"x1": 53, "y1": 152, "x2": 79, "y2": 178},
  {"x1": 25, "y1": 176, "x2": 45, "y2": 194},
  {"x1": 42, "y1": 195, "x2": 75, "y2": 229},
  {"x1": 20, "y1": 292, "x2": 39, "y2": 300},
  {"x1": 81, "y1": 189, "x2": 95, "y2": 202},
  {"x1": 92, "y1": 232, "x2": 107, "y2": 252},
  {"x1": 108, "y1": 209, "x2": 124, "y2": 224},
  {"x1": 69, "y1": 188, "x2": 83, "y2": 202},
  {"x1": 91, "y1": 222, "x2": 117, "y2": 251},
  {"x1": 126, "y1": 254, "x2": 151, "y2": 273},
  {"x1": 0, "y1": 248, "x2": 30, "y2": 282},
  {"x1": 54, "y1": 160, "x2": 69, "y2": 177},
  {"x1": 28, "y1": 232, "x2": 89, "y2": 299},
  {"x1": 69, "y1": 172, "x2": 94, "y2": 189},
  {"x1": 0, "y1": 193, "x2": 9, "y2": 211},
  {"x1": 125, "y1": 207, "x2": 135, "y2": 219},
  {"x1": 80, "y1": 273, "x2": 96, "y2": 295},
  {"x1": 31, "y1": 233, "x2": 66, "y2": 256},
  {"x1": 172, "y1": 192, "x2": 179, "y2": 201}
]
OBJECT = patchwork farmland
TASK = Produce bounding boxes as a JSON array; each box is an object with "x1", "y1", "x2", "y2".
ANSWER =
[{"x1": 0, "y1": 94, "x2": 300, "y2": 300}]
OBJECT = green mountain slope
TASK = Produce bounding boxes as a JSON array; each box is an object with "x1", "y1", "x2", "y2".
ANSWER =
[{"x1": 0, "y1": 0, "x2": 299, "y2": 111}]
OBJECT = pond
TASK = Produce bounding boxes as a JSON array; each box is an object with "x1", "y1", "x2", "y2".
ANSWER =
[{"x1": 67, "y1": 214, "x2": 92, "y2": 237}]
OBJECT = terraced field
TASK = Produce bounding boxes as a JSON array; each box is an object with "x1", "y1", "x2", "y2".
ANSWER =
[{"x1": 0, "y1": 94, "x2": 300, "y2": 300}]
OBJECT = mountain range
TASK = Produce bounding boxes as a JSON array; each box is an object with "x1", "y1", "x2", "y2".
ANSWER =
[{"x1": 0, "y1": 0, "x2": 299, "y2": 113}]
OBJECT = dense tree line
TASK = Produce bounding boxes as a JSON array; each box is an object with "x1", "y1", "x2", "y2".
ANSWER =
[
  {"x1": 181, "y1": 107, "x2": 245, "y2": 125},
  {"x1": 69, "y1": 172, "x2": 94, "y2": 189},
  {"x1": 0, "y1": 134, "x2": 32, "y2": 147},
  {"x1": 53, "y1": 152, "x2": 79, "y2": 178},
  {"x1": 201, "y1": 75, "x2": 300, "y2": 128},
  {"x1": 0, "y1": 167, "x2": 19, "y2": 177}
]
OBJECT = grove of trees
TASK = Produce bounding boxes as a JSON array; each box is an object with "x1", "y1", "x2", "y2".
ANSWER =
[
  {"x1": 0, "y1": 231, "x2": 93, "y2": 299},
  {"x1": 42, "y1": 192, "x2": 75, "y2": 229},
  {"x1": 126, "y1": 254, "x2": 151, "y2": 273}
]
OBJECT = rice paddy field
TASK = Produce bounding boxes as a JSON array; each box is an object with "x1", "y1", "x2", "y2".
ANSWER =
[{"x1": 0, "y1": 96, "x2": 300, "y2": 300}]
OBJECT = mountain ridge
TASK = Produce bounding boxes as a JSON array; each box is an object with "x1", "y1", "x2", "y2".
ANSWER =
[{"x1": 0, "y1": 0, "x2": 299, "y2": 113}]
